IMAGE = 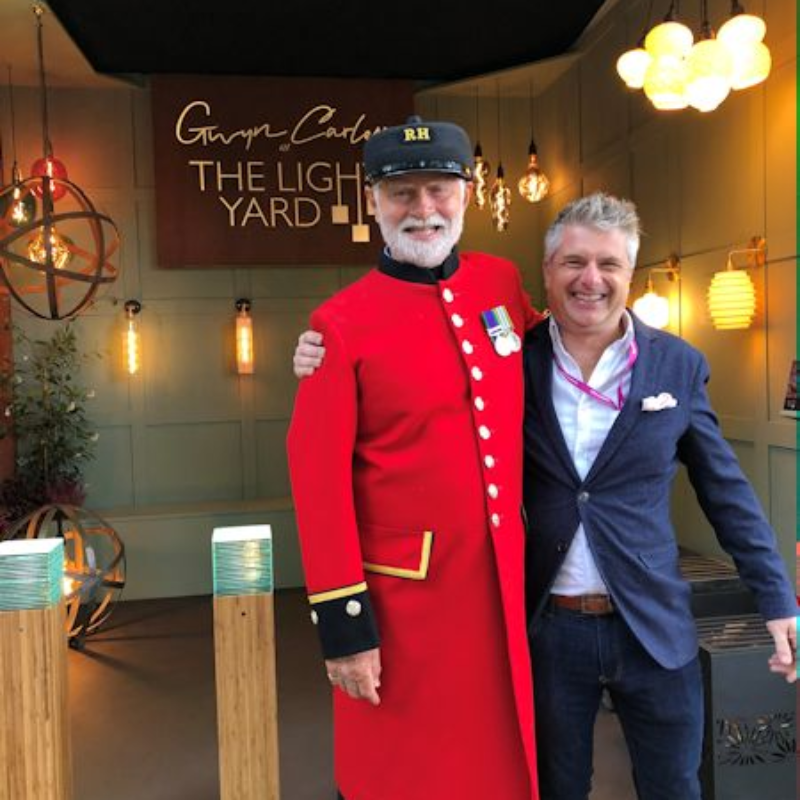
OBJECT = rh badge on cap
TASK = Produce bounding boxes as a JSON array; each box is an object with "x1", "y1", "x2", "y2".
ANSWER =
[{"x1": 403, "y1": 125, "x2": 432, "y2": 142}]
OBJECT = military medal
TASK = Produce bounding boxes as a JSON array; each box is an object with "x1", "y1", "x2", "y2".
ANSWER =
[
  {"x1": 481, "y1": 306, "x2": 520, "y2": 357},
  {"x1": 494, "y1": 334, "x2": 513, "y2": 357}
]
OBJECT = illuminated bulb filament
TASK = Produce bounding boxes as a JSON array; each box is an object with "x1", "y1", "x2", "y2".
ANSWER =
[
  {"x1": 9, "y1": 186, "x2": 35, "y2": 226},
  {"x1": 27, "y1": 226, "x2": 73, "y2": 270},
  {"x1": 490, "y1": 166, "x2": 512, "y2": 233},
  {"x1": 123, "y1": 301, "x2": 142, "y2": 376},
  {"x1": 125, "y1": 322, "x2": 140, "y2": 375},
  {"x1": 518, "y1": 147, "x2": 550, "y2": 203},
  {"x1": 473, "y1": 144, "x2": 491, "y2": 210},
  {"x1": 236, "y1": 305, "x2": 254, "y2": 375}
]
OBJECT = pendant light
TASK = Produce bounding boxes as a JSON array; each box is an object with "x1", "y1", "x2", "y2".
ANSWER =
[
  {"x1": 472, "y1": 88, "x2": 491, "y2": 211},
  {"x1": 517, "y1": 80, "x2": 550, "y2": 204},
  {"x1": 685, "y1": 0, "x2": 733, "y2": 112},
  {"x1": 717, "y1": 2, "x2": 771, "y2": 90},
  {"x1": 617, "y1": 2, "x2": 654, "y2": 92},
  {"x1": 489, "y1": 87, "x2": 511, "y2": 232},
  {"x1": 28, "y1": 5, "x2": 68, "y2": 202},
  {"x1": 617, "y1": 44, "x2": 653, "y2": 90},
  {"x1": 0, "y1": 67, "x2": 36, "y2": 228}
]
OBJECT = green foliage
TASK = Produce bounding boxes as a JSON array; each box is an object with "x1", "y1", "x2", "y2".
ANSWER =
[{"x1": 0, "y1": 323, "x2": 100, "y2": 519}]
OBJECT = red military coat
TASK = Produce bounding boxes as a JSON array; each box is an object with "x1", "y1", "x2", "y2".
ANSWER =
[{"x1": 287, "y1": 252, "x2": 541, "y2": 800}]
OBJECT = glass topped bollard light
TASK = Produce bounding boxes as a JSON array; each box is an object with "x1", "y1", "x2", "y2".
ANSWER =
[
  {"x1": 212, "y1": 523, "x2": 280, "y2": 800},
  {"x1": 0, "y1": 536, "x2": 73, "y2": 798},
  {"x1": 0, "y1": 537, "x2": 64, "y2": 611},
  {"x1": 212, "y1": 525, "x2": 273, "y2": 596}
]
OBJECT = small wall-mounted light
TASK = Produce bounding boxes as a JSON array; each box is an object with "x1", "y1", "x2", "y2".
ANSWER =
[
  {"x1": 123, "y1": 300, "x2": 142, "y2": 375},
  {"x1": 707, "y1": 237, "x2": 764, "y2": 330},
  {"x1": 235, "y1": 298, "x2": 254, "y2": 375},
  {"x1": 632, "y1": 254, "x2": 681, "y2": 330}
]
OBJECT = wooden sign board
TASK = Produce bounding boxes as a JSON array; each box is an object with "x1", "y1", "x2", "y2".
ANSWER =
[{"x1": 151, "y1": 76, "x2": 414, "y2": 267}]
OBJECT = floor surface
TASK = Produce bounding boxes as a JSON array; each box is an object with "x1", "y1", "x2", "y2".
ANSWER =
[{"x1": 68, "y1": 592, "x2": 636, "y2": 799}]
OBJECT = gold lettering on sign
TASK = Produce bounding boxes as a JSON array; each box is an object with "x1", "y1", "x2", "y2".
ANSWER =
[
  {"x1": 189, "y1": 160, "x2": 215, "y2": 192},
  {"x1": 290, "y1": 106, "x2": 377, "y2": 148},
  {"x1": 175, "y1": 100, "x2": 288, "y2": 151},
  {"x1": 246, "y1": 162, "x2": 266, "y2": 192},
  {"x1": 174, "y1": 100, "x2": 384, "y2": 152},
  {"x1": 271, "y1": 197, "x2": 292, "y2": 228},
  {"x1": 306, "y1": 162, "x2": 334, "y2": 193},
  {"x1": 296, "y1": 198, "x2": 321, "y2": 228},
  {"x1": 219, "y1": 195, "x2": 324, "y2": 228},
  {"x1": 241, "y1": 197, "x2": 270, "y2": 227},
  {"x1": 219, "y1": 196, "x2": 244, "y2": 226},
  {"x1": 216, "y1": 162, "x2": 245, "y2": 191},
  {"x1": 277, "y1": 163, "x2": 299, "y2": 193}
]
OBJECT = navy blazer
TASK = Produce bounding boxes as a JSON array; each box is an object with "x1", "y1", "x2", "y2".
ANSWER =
[{"x1": 522, "y1": 314, "x2": 797, "y2": 669}]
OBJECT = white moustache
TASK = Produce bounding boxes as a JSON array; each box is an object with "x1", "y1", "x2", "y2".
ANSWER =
[{"x1": 400, "y1": 214, "x2": 449, "y2": 234}]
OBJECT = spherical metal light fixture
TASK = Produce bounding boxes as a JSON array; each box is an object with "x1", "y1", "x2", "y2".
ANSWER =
[
  {"x1": 2, "y1": 503, "x2": 126, "y2": 648},
  {"x1": 0, "y1": 176, "x2": 119, "y2": 320}
]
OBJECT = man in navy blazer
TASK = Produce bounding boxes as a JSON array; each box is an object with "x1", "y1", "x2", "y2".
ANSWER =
[{"x1": 523, "y1": 192, "x2": 797, "y2": 800}]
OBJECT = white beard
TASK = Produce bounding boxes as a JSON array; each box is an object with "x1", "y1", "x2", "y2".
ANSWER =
[{"x1": 379, "y1": 212, "x2": 464, "y2": 268}]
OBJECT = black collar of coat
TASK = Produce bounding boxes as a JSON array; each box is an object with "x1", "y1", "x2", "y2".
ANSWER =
[{"x1": 378, "y1": 247, "x2": 460, "y2": 284}]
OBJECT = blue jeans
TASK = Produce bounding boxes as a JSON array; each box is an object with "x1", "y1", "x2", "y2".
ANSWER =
[{"x1": 530, "y1": 603, "x2": 703, "y2": 800}]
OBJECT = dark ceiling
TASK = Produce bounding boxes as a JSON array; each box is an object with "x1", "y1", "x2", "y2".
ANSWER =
[{"x1": 46, "y1": 0, "x2": 606, "y2": 86}]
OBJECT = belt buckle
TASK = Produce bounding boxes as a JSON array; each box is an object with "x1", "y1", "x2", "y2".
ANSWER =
[{"x1": 580, "y1": 594, "x2": 613, "y2": 615}]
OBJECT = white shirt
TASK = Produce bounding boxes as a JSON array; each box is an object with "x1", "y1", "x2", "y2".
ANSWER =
[{"x1": 548, "y1": 312, "x2": 636, "y2": 596}]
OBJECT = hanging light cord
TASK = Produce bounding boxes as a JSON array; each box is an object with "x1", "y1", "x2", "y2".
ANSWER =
[
  {"x1": 528, "y1": 80, "x2": 535, "y2": 139},
  {"x1": 475, "y1": 87, "x2": 481, "y2": 140},
  {"x1": 33, "y1": 3, "x2": 53, "y2": 159},
  {"x1": 638, "y1": 0, "x2": 655, "y2": 44},
  {"x1": 495, "y1": 81, "x2": 502, "y2": 164},
  {"x1": 700, "y1": 0, "x2": 712, "y2": 37},
  {"x1": 6, "y1": 65, "x2": 21, "y2": 182}
]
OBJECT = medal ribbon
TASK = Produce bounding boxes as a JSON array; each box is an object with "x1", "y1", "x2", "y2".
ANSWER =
[
  {"x1": 553, "y1": 339, "x2": 638, "y2": 411},
  {"x1": 481, "y1": 306, "x2": 514, "y2": 337}
]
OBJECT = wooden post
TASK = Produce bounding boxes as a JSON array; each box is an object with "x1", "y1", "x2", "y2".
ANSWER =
[
  {"x1": 0, "y1": 539, "x2": 72, "y2": 800},
  {"x1": 212, "y1": 525, "x2": 279, "y2": 800}
]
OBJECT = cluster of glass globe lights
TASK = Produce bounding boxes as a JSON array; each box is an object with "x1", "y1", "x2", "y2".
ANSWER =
[{"x1": 616, "y1": 7, "x2": 772, "y2": 112}]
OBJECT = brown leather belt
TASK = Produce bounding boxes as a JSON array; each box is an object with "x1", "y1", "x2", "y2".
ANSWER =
[{"x1": 550, "y1": 593, "x2": 615, "y2": 615}]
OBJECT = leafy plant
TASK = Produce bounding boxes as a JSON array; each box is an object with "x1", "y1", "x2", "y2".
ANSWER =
[{"x1": 0, "y1": 323, "x2": 100, "y2": 523}]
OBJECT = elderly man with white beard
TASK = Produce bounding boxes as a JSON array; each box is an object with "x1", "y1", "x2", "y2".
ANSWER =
[{"x1": 286, "y1": 117, "x2": 543, "y2": 800}]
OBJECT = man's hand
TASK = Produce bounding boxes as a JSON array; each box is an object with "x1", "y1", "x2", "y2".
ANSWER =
[
  {"x1": 766, "y1": 617, "x2": 797, "y2": 683},
  {"x1": 293, "y1": 330, "x2": 325, "y2": 378},
  {"x1": 325, "y1": 647, "x2": 382, "y2": 705}
]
